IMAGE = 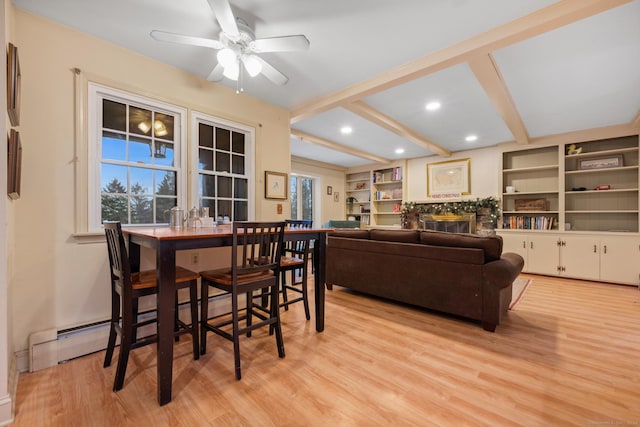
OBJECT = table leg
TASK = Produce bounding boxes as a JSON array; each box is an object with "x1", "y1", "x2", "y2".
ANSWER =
[
  {"x1": 314, "y1": 235, "x2": 326, "y2": 332},
  {"x1": 156, "y1": 242, "x2": 176, "y2": 405}
]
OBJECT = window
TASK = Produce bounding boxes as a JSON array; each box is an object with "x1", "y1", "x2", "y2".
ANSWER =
[
  {"x1": 290, "y1": 175, "x2": 314, "y2": 221},
  {"x1": 192, "y1": 112, "x2": 254, "y2": 221},
  {"x1": 88, "y1": 83, "x2": 187, "y2": 231}
]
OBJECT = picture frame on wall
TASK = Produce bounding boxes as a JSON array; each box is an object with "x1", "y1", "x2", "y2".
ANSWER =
[
  {"x1": 7, "y1": 129, "x2": 22, "y2": 200},
  {"x1": 427, "y1": 158, "x2": 471, "y2": 197},
  {"x1": 6, "y1": 42, "x2": 21, "y2": 127},
  {"x1": 264, "y1": 171, "x2": 287, "y2": 199}
]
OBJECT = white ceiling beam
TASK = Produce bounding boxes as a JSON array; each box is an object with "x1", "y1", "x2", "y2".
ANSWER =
[
  {"x1": 468, "y1": 53, "x2": 530, "y2": 145},
  {"x1": 291, "y1": 0, "x2": 631, "y2": 123},
  {"x1": 290, "y1": 129, "x2": 391, "y2": 164},
  {"x1": 344, "y1": 101, "x2": 451, "y2": 157},
  {"x1": 631, "y1": 111, "x2": 640, "y2": 130}
]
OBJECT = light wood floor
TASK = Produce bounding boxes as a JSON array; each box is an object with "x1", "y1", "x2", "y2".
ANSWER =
[{"x1": 11, "y1": 274, "x2": 640, "y2": 426}]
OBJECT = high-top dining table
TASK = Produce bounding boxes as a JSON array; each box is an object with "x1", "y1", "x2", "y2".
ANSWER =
[{"x1": 122, "y1": 224, "x2": 330, "y2": 406}]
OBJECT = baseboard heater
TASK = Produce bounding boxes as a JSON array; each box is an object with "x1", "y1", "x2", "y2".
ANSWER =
[{"x1": 26, "y1": 294, "x2": 234, "y2": 372}]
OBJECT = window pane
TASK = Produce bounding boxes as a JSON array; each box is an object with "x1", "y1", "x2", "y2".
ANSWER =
[
  {"x1": 101, "y1": 194, "x2": 128, "y2": 223},
  {"x1": 232, "y1": 132, "x2": 244, "y2": 154},
  {"x1": 216, "y1": 127, "x2": 230, "y2": 151},
  {"x1": 200, "y1": 174, "x2": 216, "y2": 197},
  {"x1": 216, "y1": 151, "x2": 230, "y2": 172},
  {"x1": 199, "y1": 148, "x2": 213, "y2": 171},
  {"x1": 234, "y1": 178, "x2": 247, "y2": 198},
  {"x1": 153, "y1": 141, "x2": 174, "y2": 167},
  {"x1": 103, "y1": 100, "x2": 126, "y2": 132},
  {"x1": 232, "y1": 154, "x2": 244, "y2": 174},
  {"x1": 154, "y1": 112, "x2": 174, "y2": 141},
  {"x1": 302, "y1": 177, "x2": 313, "y2": 220},
  {"x1": 129, "y1": 106, "x2": 152, "y2": 136},
  {"x1": 156, "y1": 197, "x2": 176, "y2": 223},
  {"x1": 218, "y1": 199, "x2": 231, "y2": 218},
  {"x1": 290, "y1": 176, "x2": 298, "y2": 219},
  {"x1": 199, "y1": 123, "x2": 213, "y2": 148},
  {"x1": 234, "y1": 201, "x2": 247, "y2": 221},
  {"x1": 130, "y1": 195, "x2": 153, "y2": 224},
  {"x1": 201, "y1": 198, "x2": 216, "y2": 215},
  {"x1": 130, "y1": 135, "x2": 152, "y2": 164},
  {"x1": 218, "y1": 176, "x2": 232, "y2": 198},
  {"x1": 155, "y1": 170, "x2": 176, "y2": 195},
  {"x1": 102, "y1": 131, "x2": 126, "y2": 161},
  {"x1": 101, "y1": 164, "x2": 128, "y2": 193},
  {"x1": 130, "y1": 167, "x2": 153, "y2": 195}
]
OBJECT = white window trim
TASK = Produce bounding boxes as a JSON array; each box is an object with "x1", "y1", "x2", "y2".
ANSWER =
[
  {"x1": 190, "y1": 111, "x2": 255, "y2": 221},
  {"x1": 87, "y1": 82, "x2": 188, "y2": 232}
]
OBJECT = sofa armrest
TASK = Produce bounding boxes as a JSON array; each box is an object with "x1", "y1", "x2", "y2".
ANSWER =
[{"x1": 484, "y1": 252, "x2": 525, "y2": 290}]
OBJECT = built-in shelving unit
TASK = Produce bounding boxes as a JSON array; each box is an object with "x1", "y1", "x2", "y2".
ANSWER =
[
  {"x1": 372, "y1": 166, "x2": 403, "y2": 227},
  {"x1": 345, "y1": 171, "x2": 371, "y2": 226},
  {"x1": 501, "y1": 146, "x2": 560, "y2": 230},
  {"x1": 564, "y1": 136, "x2": 639, "y2": 232}
]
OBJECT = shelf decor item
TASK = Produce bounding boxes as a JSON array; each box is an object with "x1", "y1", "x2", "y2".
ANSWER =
[
  {"x1": 427, "y1": 158, "x2": 470, "y2": 197},
  {"x1": 264, "y1": 171, "x2": 287, "y2": 199},
  {"x1": 515, "y1": 198, "x2": 546, "y2": 211},
  {"x1": 6, "y1": 42, "x2": 21, "y2": 126},
  {"x1": 578, "y1": 155, "x2": 623, "y2": 170}
]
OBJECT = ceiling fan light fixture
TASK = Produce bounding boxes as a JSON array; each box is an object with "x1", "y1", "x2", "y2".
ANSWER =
[
  {"x1": 217, "y1": 48, "x2": 237, "y2": 68},
  {"x1": 242, "y1": 54, "x2": 263, "y2": 77},
  {"x1": 154, "y1": 120, "x2": 168, "y2": 137},
  {"x1": 223, "y1": 60, "x2": 240, "y2": 81},
  {"x1": 138, "y1": 121, "x2": 151, "y2": 134}
]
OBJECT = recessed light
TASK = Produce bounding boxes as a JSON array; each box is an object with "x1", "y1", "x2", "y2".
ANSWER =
[
  {"x1": 395, "y1": 148, "x2": 405, "y2": 154},
  {"x1": 425, "y1": 101, "x2": 441, "y2": 111},
  {"x1": 465, "y1": 135, "x2": 478, "y2": 142},
  {"x1": 340, "y1": 126, "x2": 353, "y2": 134}
]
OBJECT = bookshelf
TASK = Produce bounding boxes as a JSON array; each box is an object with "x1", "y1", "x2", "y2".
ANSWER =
[
  {"x1": 372, "y1": 166, "x2": 403, "y2": 227},
  {"x1": 345, "y1": 171, "x2": 371, "y2": 226}
]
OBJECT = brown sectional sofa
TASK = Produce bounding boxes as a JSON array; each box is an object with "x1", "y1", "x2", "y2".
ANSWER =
[{"x1": 326, "y1": 228, "x2": 524, "y2": 331}]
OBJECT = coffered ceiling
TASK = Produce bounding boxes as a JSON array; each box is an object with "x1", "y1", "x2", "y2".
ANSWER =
[{"x1": 14, "y1": 0, "x2": 640, "y2": 168}]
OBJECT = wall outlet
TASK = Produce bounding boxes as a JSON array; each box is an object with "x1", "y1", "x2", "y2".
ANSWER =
[{"x1": 190, "y1": 253, "x2": 199, "y2": 265}]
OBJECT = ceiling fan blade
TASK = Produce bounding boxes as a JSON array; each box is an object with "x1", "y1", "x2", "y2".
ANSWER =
[
  {"x1": 254, "y1": 56, "x2": 289, "y2": 86},
  {"x1": 150, "y1": 30, "x2": 223, "y2": 50},
  {"x1": 207, "y1": 0, "x2": 239, "y2": 39},
  {"x1": 250, "y1": 35, "x2": 310, "y2": 53},
  {"x1": 207, "y1": 64, "x2": 225, "y2": 81}
]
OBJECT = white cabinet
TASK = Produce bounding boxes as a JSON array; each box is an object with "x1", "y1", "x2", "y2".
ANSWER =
[
  {"x1": 502, "y1": 232, "x2": 640, "y2": 285},
  {"x1": 500, "y1": 232, "x2": 560, "y2": 276}
]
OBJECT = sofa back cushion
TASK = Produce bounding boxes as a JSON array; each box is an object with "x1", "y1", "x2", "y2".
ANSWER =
[
  {"x1": 419, "y1": 230, "x2": 503, "y2": 262},
  {"x1": 328, "y1": 229, "x2": 370, "y2": 239},
  {"x1": 370, "y1": 229, "x2": 420, "y2": 243}
]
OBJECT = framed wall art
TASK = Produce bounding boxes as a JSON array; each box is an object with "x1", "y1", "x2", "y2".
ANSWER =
[
  {"x1": 427, "y1": 158, "x2": 471, "y2": 197},
  {"x1": 6, "y1": 42, "x2": 21, "y2": 126},
  {"x1": 265, "y1": 171, "x2": 287, "y2": 199},
  {"x1": 7, "y1": 129, "x2": 22, "y2": 200},
  {"x1": 578, "y1": 155, "x2": 623, "y2": 170}
]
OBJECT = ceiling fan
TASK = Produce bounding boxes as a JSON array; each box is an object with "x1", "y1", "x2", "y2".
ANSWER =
[{"x1": 150, "y1": 0, "x2": 309, "y2": 90}]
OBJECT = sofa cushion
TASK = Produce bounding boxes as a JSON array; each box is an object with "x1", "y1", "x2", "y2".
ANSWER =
[
  {"x1": 370, "y1": 229, "x2": 420, "y2": 243},
  {"x1": 328, "y1": 229, "x2": 370, "y2": 239},
  {"x1": 419, "y1": 230, "x2": 503, "y2": 262}
]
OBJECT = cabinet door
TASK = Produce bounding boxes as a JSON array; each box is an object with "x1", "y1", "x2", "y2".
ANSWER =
[
  {"x1": 561, "y1": 236, "x2": 600, "y2": 281},
  {"x1": 527, "y1": 234, "x2": 560, "y2": 276},
  {"x1": 500, "y1": 233, "x2": 528, "y2": 270},
  {"x1": 600, "y1": 237, "x2": 640, "y2": 285}
]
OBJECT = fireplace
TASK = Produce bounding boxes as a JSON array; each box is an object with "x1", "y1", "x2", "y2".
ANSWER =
[{"x1": 421, "y1": 213, "x2": 476, "y2": 234}]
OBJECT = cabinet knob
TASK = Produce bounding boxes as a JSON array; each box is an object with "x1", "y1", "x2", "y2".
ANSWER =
[
  {"x1": 593, "y1": 245, "x2": 597, "y2": 253},
  {"x1": 603, "y1": 245, "x2": 607, "y2": 254}
]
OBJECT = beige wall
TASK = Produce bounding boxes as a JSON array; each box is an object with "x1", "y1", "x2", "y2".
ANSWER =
[
  {"x1": 291, "y1": 156, "x2": 346, "y2": 226},
  {"x1": 11, "y1": 9, "x2": 291, "y2": 351}
]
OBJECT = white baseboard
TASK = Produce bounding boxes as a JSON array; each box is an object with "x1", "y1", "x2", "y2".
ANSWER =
[{"x1": 26, "y1": 294, "x2": 233, "y2": 372}]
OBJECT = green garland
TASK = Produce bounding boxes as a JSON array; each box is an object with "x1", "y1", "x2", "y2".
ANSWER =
[{"x1": 401, "y1": 197, "x2": 501, "y2": 227}]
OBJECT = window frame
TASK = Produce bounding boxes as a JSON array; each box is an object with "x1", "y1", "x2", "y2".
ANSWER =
[
  {"x1": 191, "y1": 111, "x2": 255, "y2": 221},
  {"x1": 87, "y1": 82, "x2": 188, "y2": 232}
]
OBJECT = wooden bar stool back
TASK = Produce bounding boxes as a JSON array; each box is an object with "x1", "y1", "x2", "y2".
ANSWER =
[
  {"x1": 103, "y1": 221, "x2": 200, "y2": 391},
  {"x1": 199, "y1": 221, "x2": 285, "y2": 380}
]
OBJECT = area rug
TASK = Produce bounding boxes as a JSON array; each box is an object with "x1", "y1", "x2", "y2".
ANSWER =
[{"x1": 509, "y1": 277, "x2": 532, "y2": 310}]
